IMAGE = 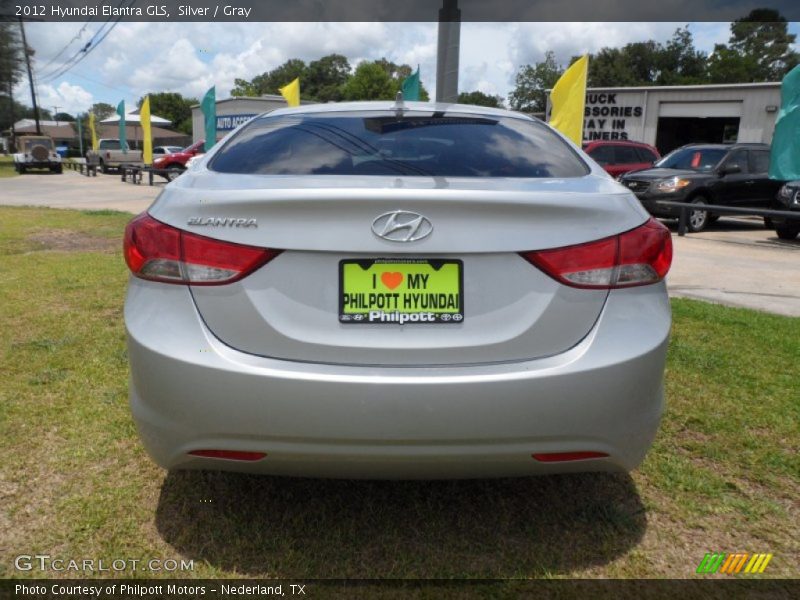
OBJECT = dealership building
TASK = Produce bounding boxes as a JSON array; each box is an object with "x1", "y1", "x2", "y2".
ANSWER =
[
  {"x1": 191, "y1": 95, "x2": 314, "y2": 144},
  {"x1": 548, "y1": 82, "x2": 782, "y2": 154}
]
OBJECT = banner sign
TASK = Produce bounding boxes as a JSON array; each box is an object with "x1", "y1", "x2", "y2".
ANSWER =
[{"x1": 216, "y1": 114, "x2": 258, "y2": 131}]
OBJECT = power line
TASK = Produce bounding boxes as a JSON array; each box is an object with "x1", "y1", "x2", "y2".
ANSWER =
[
  {"x1": 36, "y1": 19, "x2": 94, "y2": 72},
  {"x1": 40, "y1": 0, "x2": 134, "y2": 83}
]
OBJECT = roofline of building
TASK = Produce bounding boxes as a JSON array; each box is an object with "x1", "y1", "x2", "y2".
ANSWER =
[{"x1": 547, "y1": 81, "x2": 781, "y2": 94}]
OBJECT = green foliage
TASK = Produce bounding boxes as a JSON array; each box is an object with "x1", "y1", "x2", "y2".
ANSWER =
[
  {"x1": 708, "y1": 9, "x2": 799, "y2": 82},
  {"x1": 231, "y1": 58, "x2": 307, "y2": 98},
  {"x1": 90, "y1": 102, "x2": 116, "y2": 120},
  {"x1": 136, "y1": 92, "x2": 197, "y2": 135},
  {"x1": 53, "y1": 112, "x2": 75, "y2": 122},
  {"x1": 457, "y1": 90, "x2": 504, "y2": 108},
  {"x1": 230, "y1": 54, "x2": 428, "y2": 103},
  {"x1": 341, "y1": 61, "x2": 397, "y2": 101},
  {"x1": 508, "y1": 51, "x2": 562, "y2": 113}
]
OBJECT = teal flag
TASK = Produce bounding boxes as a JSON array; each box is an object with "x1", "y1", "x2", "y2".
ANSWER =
[
  {"x1": 201, "y1": 86, "x2": 216, "y2": 152},
  {"x1": 401, "y1": 66, "x2": 420, "y2": 101},
  {"x1": 769, "y1": 64, "x2": 800, "y2": 181},
  {"x1": 116, "y1": 100, "x2": 127, "y2": 154}
]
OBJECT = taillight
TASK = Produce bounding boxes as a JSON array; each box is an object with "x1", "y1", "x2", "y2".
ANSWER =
[
  {"x1": 123, "y1": 213, "x2": 280, "y2": 285},
  {"x1": 521, "y1": 218, "x2": 672, "y2": 289}
]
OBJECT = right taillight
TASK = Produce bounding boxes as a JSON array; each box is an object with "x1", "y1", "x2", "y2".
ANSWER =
[
  {"x1": 521, "y1": 218, "x2": 672, "y2": 289},
  {"x1": 123, "y1": 213, "x2": 280, "y2": 285}
]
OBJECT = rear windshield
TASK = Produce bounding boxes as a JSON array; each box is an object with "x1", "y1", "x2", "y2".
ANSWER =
[
  {"x1": 655, "y1": 147, "x2": 726, "y2": 171},
  {"x1": 209, "y1": 111, "x2": 588, "y2": 178}
]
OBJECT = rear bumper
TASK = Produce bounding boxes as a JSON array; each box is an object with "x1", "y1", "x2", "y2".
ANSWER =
[{"x1": 125, "y1": 279, "x2": 670, "y2": 479}]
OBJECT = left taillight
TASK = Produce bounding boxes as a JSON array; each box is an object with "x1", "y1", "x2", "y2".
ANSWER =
[{"x1": 123, "y1": 213, "x2": 280, "y2": 285}]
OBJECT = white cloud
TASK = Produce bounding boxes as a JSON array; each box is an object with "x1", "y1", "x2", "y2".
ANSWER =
[{"x1": 28, "y1": 81, "x2": 94, "y2": 115}]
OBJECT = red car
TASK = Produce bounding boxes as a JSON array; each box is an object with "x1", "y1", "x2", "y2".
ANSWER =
[
  {"x1": 152, "y1": 140, "x2": 205, "y2": 181},
  {"x1": 582, "y1": 140, "x2": 660, "y2": 178}
]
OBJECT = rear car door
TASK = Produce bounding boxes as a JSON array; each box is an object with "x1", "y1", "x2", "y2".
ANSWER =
[
  {"x1": 715, "y1": 149, "x2": 751, "y2": 205},
  {"x1": 747, "y1": 149, "x2": 779, "y2": 207}
]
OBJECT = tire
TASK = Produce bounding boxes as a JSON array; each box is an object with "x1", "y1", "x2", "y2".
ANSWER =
[
  {"x1": 166, "y1": 165, "x2": 185, "y2": 181},
  {"x1": 55, "y1": 164, "x2": 63, "y2": 174},
  {"x1": 100, "y1": 159, "x2": 107, "y2": 174},
  {"x1": 18, "y1": 165, "x2": 25, "y2": 174},
  {"x1": 686, "y1": 197, "x2": 710, "y2": 233},
  {"x1": 764, "y1": 216, "x2": 774, "y2": 229},
  {"x1": 775, "y1": 224, "x2": 800, "y2": 240}
]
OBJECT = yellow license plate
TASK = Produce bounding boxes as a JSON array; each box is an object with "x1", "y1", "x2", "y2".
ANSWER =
[{"x1": 339, "y1": 259, "x2": 464, "y2": 324}]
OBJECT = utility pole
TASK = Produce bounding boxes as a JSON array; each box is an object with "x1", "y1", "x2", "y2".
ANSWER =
[
  {"x1": 18, "y1": 17, "x2": 41, "y2": 135},
  {"x1": 436, "y1": 0, "x2": 461, "y2": 103},
  {"x1": 53, "y1": 106, "x2": 60, "y2": 125}
]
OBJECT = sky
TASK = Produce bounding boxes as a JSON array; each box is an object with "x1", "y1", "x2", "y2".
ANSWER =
[{"x1": 15, "y1": 21, "x2": 800, "y2": 117}]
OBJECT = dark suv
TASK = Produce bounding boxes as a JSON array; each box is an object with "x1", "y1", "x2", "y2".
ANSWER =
[
  {"x1": 619, "y1": 143, "x2": 783, "y2": 232},
  {"x1": 772, "y1": 181, "x2": 800, "y2": 240}
]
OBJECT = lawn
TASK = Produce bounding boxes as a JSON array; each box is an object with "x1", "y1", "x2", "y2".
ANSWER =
[
  {"x1": 0, "y1": 155, "x2": 18, "y2": 178},
  {"x1": 0, "y1": 206, "x2": 797, "y2": 582}
]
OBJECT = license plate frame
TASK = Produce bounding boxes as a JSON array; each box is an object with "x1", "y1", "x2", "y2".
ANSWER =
[{"x1": 338, "y1": 258, "x2": 464, "y2": 325}]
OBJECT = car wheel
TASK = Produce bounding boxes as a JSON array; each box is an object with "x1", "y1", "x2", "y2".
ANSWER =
[
  {"x1": 687, "y1": 197, "x2": 710, "y2": 233},
  {"x1": 775, "y1": 225, "x2": 800, "y2": 240},
  {"x1": 18, "y1": 165, "x2": 25, "y2": 174},
  {"x1": 764, "y1": 216, "x2": 774, "y2": 229},
  {"x1": 166, "y1": 166, "x2": 185, "y2": 181},
  {"x1": 100, "y1": 159, "x2": 107, "y2": 174}
]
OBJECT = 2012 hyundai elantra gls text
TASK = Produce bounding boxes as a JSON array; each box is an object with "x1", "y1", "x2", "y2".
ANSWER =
[{"x1": 123, "y1": 101, "x2": 673, "y2": 479}]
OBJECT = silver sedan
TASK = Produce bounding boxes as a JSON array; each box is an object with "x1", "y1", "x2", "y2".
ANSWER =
[{"x1": 123, "y1": 101, "x2": 673, "y2": 479}]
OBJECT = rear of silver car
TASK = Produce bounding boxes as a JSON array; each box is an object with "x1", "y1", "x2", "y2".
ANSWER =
[{"x1": 124, "y1": 103, "x2": 672, "y2": 479}]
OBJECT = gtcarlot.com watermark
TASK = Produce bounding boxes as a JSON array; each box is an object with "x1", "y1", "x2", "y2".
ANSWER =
[{"x1": 14, "y1": 554, "x2": 194, "y2": 573}]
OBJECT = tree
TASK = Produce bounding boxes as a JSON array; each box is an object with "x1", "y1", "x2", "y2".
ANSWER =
[
  {"x1": 341, "y1": 61, "x2": 397, "y2": 100},
  {"x1": 708, "y1": 9, "x2": 799, "y2": 82},
  {"x1": 53, "y1": 112, "x2": 75, "y2": 122},
  {"x1": 457, "y1": 90, "x2": 504, "y2": 108},
  {"x1": 231, "y1": 58, "x2": 307, "y2": 97},
  {"x1": 659, "y1": 27, "x2": 707, "y2": 85},
  {"x1": 304, "y1": 54, "x2": 351, "y2": 102},
  {"x1": 0, "y1": 22, "x2": 25, "y2": 132},
  {"x1": 90, "y1": 102, "x2": 116, "y2": 120},
  {"x1": 509, "y1": 51, "x2": 562, "y2": 113},
  {"x1": 138, "y1": 92, "x2": 197, "y2": 135}
]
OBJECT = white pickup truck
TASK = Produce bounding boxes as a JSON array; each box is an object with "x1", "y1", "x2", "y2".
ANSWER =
[{"x1": 87, "y1": 139, "x2": 143, "y2": 173}]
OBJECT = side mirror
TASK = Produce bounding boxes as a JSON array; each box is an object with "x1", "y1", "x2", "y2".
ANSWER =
[{"x1": 720, "y1": 164, "x2": 742, "y2": 175}]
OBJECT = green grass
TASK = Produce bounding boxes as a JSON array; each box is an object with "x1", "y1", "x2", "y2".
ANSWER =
[
  {"x1": 0, "y1": 155, "x2": 18, "y2": 178},
  {"x1": 1, "y1": 206, "x2": 798, "y2": 581}
]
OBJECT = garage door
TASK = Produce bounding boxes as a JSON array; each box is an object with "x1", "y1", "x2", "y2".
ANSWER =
[{"x1": 659, "y1": 101, "x2": 743, "y2": 118}]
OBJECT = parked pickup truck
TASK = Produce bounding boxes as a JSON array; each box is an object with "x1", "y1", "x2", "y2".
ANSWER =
[
  {"x1": 13, "y1": 135, "x2": 62, "y2": 174},
  {"x1": 87, "y1": 139, "x2": 143, "y2": 173}
]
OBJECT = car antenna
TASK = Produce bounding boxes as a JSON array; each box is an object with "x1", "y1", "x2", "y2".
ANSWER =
[{"x1": 394, "y1": 91, "x2": 406, "y2": 118}]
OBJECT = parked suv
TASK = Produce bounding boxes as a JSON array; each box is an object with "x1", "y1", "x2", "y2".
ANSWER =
[
  {"x1": 619, "y1": 143, "x2": 783, "y2": 232},
  {"x1": 582, "y1": 140, "x2": 660, "y2": 178},
  {"x1": 13, "y1": 135, "x2": 62, "y2": 173},
  {"x1": 772, "y1": 181, "x2": 800, "y2": 240}
]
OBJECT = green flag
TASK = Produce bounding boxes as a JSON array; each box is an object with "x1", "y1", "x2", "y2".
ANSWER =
[
  {"x1": 401, "y1": 66, "x2": 420, "y2": 101},
  {"x1": 201, "y1": 86, "x2": 216, "y2": 152},
  {"x1": 116, "y1": 100, "x2": 127, "y2": 154},
  {"x1": 769, "y1": 64, "x2": 800, "y2": 181}
]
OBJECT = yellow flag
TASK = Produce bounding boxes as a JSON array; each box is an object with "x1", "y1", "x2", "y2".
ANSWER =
[
  {"x1": 140, "y1": 96, "x2": 153, "y2": 165},
  {"x1": 89, "y1": 112, "x2": 98, "y2": 152},
  {"x1": 550, "y1": 55, "x2": 589, "y2": 145},
  {"x1": 279, "y1": 77, "x2": 300, "y2": 107}
]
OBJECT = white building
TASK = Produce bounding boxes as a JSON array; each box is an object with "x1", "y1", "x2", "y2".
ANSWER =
[{"x1": 548, "y1": 82, "x2": 782, "y2": 154}]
